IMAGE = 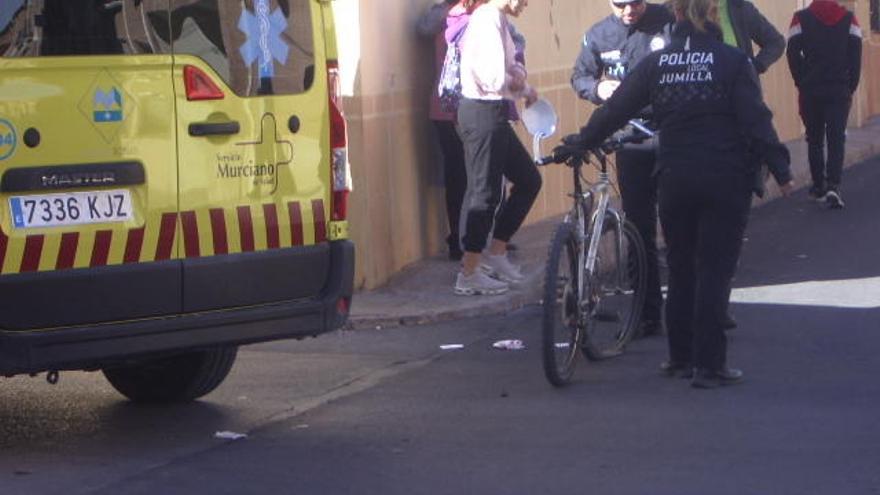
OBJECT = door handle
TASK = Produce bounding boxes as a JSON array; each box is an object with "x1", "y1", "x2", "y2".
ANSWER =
[{"x1": 188, "y1": 121, "x2": 240, "y2": 137}]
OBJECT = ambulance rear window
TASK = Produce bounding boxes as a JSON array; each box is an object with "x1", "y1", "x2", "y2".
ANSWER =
[
  {"x1": 0, "y1": 0, "x2": 172, "y2": 57},
  {"x1": 0, "y1": 1, "x2": 316, "y2": 97},
  {"x1": 169, "y1": 0, "x2": 316, "y2": 96}
]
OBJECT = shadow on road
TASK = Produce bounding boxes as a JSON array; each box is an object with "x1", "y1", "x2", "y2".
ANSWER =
[{"x1": 0, "y1": 382, "x2": 233, "y2": 452}]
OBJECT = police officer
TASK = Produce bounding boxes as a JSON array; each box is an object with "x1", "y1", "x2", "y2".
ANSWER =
[
  {"x1": 562, "y1": 0, "x2": 793, "y2": 388},
  {"x1": 571, "y1": 0, "x2": 673, "y2": 337}
]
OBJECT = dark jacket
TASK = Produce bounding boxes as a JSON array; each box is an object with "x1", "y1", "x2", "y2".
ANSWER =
[
  {"x1": 725, "y1": 0, "x2": 785, "y2": 74},
  {"x1": 575, "y1": 22, "x2": 791, "y2": 186},
  {"x1": 571, "y1": 3, "x2": 673, "y2": 105},
  {"x1": 786, "y1": 0, "x2": 863, "y2": 96}
]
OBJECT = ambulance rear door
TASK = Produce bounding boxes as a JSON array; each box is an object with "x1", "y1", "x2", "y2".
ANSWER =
[
  {"x1": 0, "y1": 0, "x2": 181, "y2": 330},
  {"x1": 170, "y1": 0, "x2": 331, "y2": 312}
]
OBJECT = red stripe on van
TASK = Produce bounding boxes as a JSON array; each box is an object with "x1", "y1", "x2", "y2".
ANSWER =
[
  {"x1": 264, "y1": 203, "x2": 280, "y2": 249},
  {"x1": 20, "y1": 235, "x2": 44, "y2": 272},
  {"x1": 156, "y1": 213, "x2": 177, "y2": 261},
  {"x1": 123, "y1": 227, "x2": 145, "y2": 264},
  {"x1": 312, "y1": 199, "x2": 327, "y2": 243},
  {"x1": 181, "y1": 211, "x2": 200, "y2": 258},
  {"x1": 210, "y1": 208, "x2": 228, "y2": 255},
  {"x1": 56, "y1": 232, "x2": 79, "y2": 269},
  {"x1": 288, "y1": 202, "x2": 304, "y2": 246},
  {"x1": 0, "y1": 229, "x2": 8, "y2": 274},
  {"x1": 90, "y1": 230, "x2": 112, "y2": 267},
  {"x1": 237, "y1": 206, "x2": 255, "y2": 252}
]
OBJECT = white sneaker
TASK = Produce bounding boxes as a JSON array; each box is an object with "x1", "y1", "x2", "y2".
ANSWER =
[
  {"x1": 825, "y1": 189, "x2": 845, "y2": 209},
  {"x1": 481, "y1": 253, "x2": 524, "y2": 283},
  {"x1": 454, "y1": 270, "x2": 509, "y2": 296}
]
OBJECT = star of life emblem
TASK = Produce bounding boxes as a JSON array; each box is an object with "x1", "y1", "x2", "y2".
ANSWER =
[{"x1": 238, "y1": 0, "x2": 290, "y2": 78}]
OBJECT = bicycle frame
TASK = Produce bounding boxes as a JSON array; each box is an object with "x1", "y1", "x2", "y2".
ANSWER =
[{"x1": 564, "y1": 152, "x2": 628, "y2": 313}]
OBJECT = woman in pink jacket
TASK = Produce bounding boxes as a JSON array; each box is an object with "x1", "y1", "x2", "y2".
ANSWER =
[
  {"x1": 418, "y1": 0, "x2": 526, "y2": 262},
  {"x1": 453, "y1": 0, "x2": 541, "y2": 296}
]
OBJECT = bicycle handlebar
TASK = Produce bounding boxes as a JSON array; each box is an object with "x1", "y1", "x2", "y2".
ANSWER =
[
  {"x1": 536, "y1": 153, "x2": 561, "y2": 166},
  {"x1": 627, "y1": 119, "x2": 655, "y2": 139},
  {"x1": 536, "y1": 132, "x2": 651, "y2": 166},
  {"x1": 601, "y1": 131, "x2": 654, "y2": 153},
  {"x1": 536, "y1": 120, "x2": 655, "y2": 166}
]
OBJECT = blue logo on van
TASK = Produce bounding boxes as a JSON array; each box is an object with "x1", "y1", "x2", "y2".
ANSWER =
[
  {"x1": 0, "y1": 119, "x2": 17, "y2": 161},
  {"x1": 238, "y1": 0, "x2": 289, "y2": 78},
  {"x1": 93, "y1": 87, "x2": 123, "y2": 122}
]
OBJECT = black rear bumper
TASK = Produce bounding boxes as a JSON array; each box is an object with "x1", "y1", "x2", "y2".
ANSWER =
[{"x1": 0, "y1": 240, "x2": 354, "y2": 375}]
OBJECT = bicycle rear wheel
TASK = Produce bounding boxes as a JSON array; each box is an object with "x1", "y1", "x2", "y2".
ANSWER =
[
  {"x1": 581, "y1": 218, "x2": 647, "y2": 361},
  {"x1": 542, "y1": 221, "x2": 583, "y2": 387}
]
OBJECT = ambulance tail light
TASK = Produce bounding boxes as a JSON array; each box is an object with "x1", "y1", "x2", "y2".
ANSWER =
[
  {"x1": 184, "y1": 65, "x2": 224, "y2": 101},
  {"x1": 328, "y1": 60, "x2": 350, "y2": 222}
]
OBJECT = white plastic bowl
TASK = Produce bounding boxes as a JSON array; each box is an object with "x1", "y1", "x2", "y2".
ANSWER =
[{"x1": 522, "y1": 97, "x2": 558, "y2": 138}]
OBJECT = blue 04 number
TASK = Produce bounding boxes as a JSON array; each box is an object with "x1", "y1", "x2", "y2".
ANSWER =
[{"x1": 1, "y1": 133, "x2": 13, "y2": 146}]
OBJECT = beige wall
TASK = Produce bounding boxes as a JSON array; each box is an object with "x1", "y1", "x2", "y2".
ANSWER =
[{"x1": 337, "y1": 0, "x2": 880, "y2": 290}]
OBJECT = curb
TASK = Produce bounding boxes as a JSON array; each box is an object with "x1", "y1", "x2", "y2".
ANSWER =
[
  {"x1": 346, "y1": 283, "x2": 541, "y2": 330},
  {"x1": 347, "y1": 219, "x2": 557, "y2": 331}
]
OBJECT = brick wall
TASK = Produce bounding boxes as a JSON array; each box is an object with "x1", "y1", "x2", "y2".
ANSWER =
[{"x1": 336, "y1": 0, "x2": 880, "y2": 290}]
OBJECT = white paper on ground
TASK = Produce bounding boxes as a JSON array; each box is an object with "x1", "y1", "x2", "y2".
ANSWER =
[
  {"x1": 215, "y1": 431, "x2": 248, "y2": 440},
  {"x1": 492, "y1": 339, "x2": 525, "y2": 350},
  {"x1": 440, "y1": 344, "x2": 465, "y2": 350}
]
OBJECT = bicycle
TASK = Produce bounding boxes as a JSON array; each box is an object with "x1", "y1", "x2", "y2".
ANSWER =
[{"x1": 536, "y1": 123, "x2": 652, "y2": 387}]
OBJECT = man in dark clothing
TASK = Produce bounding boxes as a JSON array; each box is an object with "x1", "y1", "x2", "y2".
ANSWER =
[
  {"x1": 716, "y1": 0, "x2": 785, "y2": 331},
  {"x1": 571, "y1": 0, "x2": 673, "y2": 338},
  {"x1": 787, "y1": 0, "x2": 863, "y2": 209},
  {"x1": 718, "y1": 0, "x2": 785, "y2": 76}
]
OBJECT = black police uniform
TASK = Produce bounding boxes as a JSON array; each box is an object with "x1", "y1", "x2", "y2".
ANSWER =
[
  {"x1": 571, "y1": 3, "x2": 673, "y2": 330},
  {"x1": 570, "y1": 21, "x2": 792, "y2": 374}
]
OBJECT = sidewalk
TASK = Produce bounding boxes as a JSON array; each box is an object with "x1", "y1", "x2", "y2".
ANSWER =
[{"x1": 348, "y1": 117, "x2": 880, "y2": 330}]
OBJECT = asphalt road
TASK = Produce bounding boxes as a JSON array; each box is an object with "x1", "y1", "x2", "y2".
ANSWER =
[{"x1": 3, "y1": 158, "x2": 880, "y2": 494}]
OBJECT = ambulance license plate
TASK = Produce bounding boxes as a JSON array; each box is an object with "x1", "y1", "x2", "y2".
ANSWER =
[{"x1": 9, "y1": 190, "x2": 134, "y2": 228}]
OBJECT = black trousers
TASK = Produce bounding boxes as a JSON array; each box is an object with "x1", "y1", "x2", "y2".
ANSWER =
[
  {"x1": 659, "y1": 167, "x2": 751, "y2": 371},
  {"x1": 432, "y1": 120, "x2": 467, "y2": 253},
  {"x1": 457, "y1": 98, "x2": 542, "y2": 253},
  {"x1": 800, "y1": 92, "x2": 852, "y2": 189},
  {"x1": 616, "y1": 148, "x2": 663, "y2": 323}
]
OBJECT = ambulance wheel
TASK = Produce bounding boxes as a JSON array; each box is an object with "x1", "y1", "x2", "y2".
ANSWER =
[{"x1": 103, "y1": 346, "x2": 238, "y2": 403}]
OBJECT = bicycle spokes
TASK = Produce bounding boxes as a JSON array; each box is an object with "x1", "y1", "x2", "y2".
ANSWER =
[{"x1": 580, "y1": 220, "x2": 647, "y2": 361}]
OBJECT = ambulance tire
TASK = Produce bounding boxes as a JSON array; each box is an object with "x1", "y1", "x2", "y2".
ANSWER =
[{"x1": 102, "y1": 346, "x2": 238, "y2": 403}]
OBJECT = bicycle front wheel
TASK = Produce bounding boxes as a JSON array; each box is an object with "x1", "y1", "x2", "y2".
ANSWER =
[
  {"x1": 581, "y1": 218, "x2": 647, "y2": 361},
  {"x1": 542, "y1": 221, "x2": 583, "y2": 387}
]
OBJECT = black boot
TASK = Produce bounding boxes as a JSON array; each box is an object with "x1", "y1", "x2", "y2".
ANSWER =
[
  {"x1": 659, "y1": 361, "x2": 693, "y2": 379},
  {"x1": 691, "y1": 367, "x2": 744, "y2": 389},
  {"x1": 721, "y1": 313, "x2": 737, "y2": 331}
]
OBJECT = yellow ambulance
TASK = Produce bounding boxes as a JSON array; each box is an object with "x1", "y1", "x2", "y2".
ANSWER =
[{"x1": 0, "y1": 0, "x2": 353, "y2": 402}]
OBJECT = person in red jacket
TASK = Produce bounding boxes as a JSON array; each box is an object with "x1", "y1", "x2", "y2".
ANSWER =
[{"x1": 787, "y1": 0, "x2": 863, "y2": 209}]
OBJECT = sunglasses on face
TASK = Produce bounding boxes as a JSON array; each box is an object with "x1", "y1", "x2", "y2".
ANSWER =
[{"x1": 612, "y1": 0, "x2": 644, "y2": 8}]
